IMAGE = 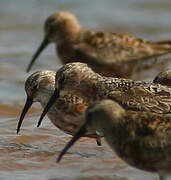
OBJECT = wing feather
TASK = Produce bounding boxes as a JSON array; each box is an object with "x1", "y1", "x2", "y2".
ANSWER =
[
  {"x1": 108, "y1": 84, "x2": 171, "y2": 113},
  {"x1": 73, "y1": 31, "x2": 171, "y2": 66}
]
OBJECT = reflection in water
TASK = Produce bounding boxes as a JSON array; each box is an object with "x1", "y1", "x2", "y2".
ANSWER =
[{"x1": 0, "y1": 0, "x2": 171, "y2": 179}]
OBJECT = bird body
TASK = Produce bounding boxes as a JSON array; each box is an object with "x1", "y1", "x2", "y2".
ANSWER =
[
  {"x1": 57, "y1": 99, "x2": 171, "y2": 180},
  {"x1": 55, "y1": 63, "x2": 171, "y2": 114},
  {"x1": 37, "y1": 62, "x2": 171, "y2": 133},
  {"x1": 27, "y1": 11, "x2": 171, "y2": 78}
]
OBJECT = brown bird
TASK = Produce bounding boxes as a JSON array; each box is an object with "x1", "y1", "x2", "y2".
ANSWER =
[
  {"x1": 17, "y1": 70, "x2": 102, "y2": 146},
  {"x1": 38, "y1": 62, "x2": 171, "y2": 128},
  {"x1": 57, "y1": 99, "x2": 171, "y2": 180},
  {"x1": 153, "y1": 69, "x2": 171, "y2": 87},
  {"x1": 27, "y1": 11, "x2": 171, "y2": 78}
]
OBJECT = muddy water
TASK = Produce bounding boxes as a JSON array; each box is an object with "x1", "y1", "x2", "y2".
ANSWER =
[{"x1": 1, "y1": 0, "x2": 171, "y2": 179}]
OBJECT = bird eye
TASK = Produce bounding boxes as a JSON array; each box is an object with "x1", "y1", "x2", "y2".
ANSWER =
[
  {"x1": 32, "y1": 82, "x2": 39, "y2": 91},
  {"x1": 59, "y1": 76, "x2": 66, "y2": 85},
  {"x1": 57, "y1": 76, "x2": 66, "y2": 90},
  {"x1": 33, "y1": 84, "x2": 38, "y2": 89}
]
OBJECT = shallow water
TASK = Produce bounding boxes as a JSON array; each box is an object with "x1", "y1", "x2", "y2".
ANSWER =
[{"x1": 0, "y1": 0, "x2": 171, "y2": 179}]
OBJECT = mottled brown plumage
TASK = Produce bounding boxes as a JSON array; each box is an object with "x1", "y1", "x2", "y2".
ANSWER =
[
  {"x1": 57, "y1": 99, "x2": 171, "y2": 180},
  {"x1": 17, "y1": 70, "x2": 102, "y2": 145},
  {"x1": 27, "y1": 11, "x2": 171, "y2": 78},
  {"x1": 153, "y1": 69, "x2": 171, "y2": 87},
  {"x1": 37, "y1": 62, "x2": 171, "y2": 129},
  {"x1": 49, "y1": 63, "x2": 171, "y2": 111}
]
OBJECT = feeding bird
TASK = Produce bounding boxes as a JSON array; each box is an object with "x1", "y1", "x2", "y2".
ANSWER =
[
  {"x1": 17, "y1": 70, "x2": 102, "y2": 146},
  {"x1": 57, "y1": 99, "x2": 171, "y2": 180},
  {"x1": 27, "y1": 11, "x2": 171, "y2": 78},
  {"x1": 38, "y1": 62, "x2": 171, "y2": 128}
]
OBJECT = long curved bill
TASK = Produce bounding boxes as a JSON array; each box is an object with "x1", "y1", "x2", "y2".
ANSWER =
[
  {"x1": 17, "y1": 96, "x2": 33, "y2": 134},
  {"x1": 37, "y1": 88, "x2": 60, "y2": 128},
  {"x1": 56, "y1": 125, "x2": 86, "y2": 163},
  {"x1": 26, "y1": 36, "x2": 49, "y2": 72}
]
